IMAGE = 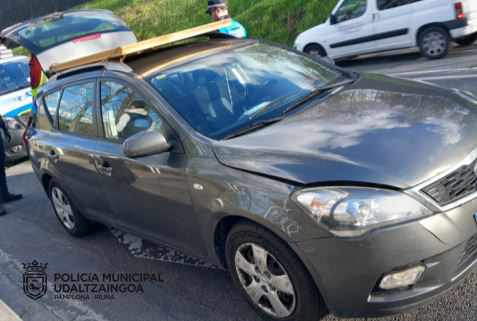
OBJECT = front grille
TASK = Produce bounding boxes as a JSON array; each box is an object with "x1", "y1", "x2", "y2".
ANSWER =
[
  {"x1": 458, "y1": 235, "x2": 477, "y2": 267},
  {"x1": 421, "y1": 159, "x2": 477, "y2": 206}
]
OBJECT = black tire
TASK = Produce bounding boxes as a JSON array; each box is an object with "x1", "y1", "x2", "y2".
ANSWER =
[
  {"x1": 225, "y1": 221, "x2": 327, "y2": 321},
  {"x1": 304, "y1": 44, "x2": 327, "y2": 57},
  {"x1": 418, "y1": 27, "x2": 450, "y2": 59},
  {"x1": 48, "y1": 179, "x2": 94, "y2": 237},
  {"x1": 455, "y1": 33, "x2": 477, "y2": 46}
]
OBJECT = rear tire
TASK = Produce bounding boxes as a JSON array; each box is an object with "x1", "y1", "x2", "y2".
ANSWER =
[
  {"x1": 225, "y1": 221, "x2": 327, "y2": 321},
  {"x1": 48, "y1": 179, "x2": 94, "y2": 237},
  {"x1": 418, "y1": 27, "x2": 450, "y2": 59},
  {"x1": 304, "y1": 44, "x2": 327, "y2": 58},
  {"x1": 455, "y1": 33, "x2": 477, "y2": 46}
]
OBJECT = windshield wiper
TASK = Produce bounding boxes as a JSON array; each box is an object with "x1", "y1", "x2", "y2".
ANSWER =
[
  {"x1": 222, "y1": 117, "x2": 283, "y2": 140},
  {"x1": 250, "y1": 90, "x2": 303, "y2": 120},
  {"x1": 282, "y1": 79, "x2": 353, "y2": 114}
]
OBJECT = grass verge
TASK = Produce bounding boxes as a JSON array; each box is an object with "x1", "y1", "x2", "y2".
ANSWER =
[{"x1": 75, "y1": 0, "x2": 337, "y2": 46}]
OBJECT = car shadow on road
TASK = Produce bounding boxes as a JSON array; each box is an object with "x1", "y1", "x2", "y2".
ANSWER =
[{"x1": 337, "y1": 51, "x2": 423, "y2": 69}]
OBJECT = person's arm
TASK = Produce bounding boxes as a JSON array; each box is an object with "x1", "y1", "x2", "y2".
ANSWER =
[
  {"x1": 0, "y1": 115, "x2": 11, "y2": 143},
  {"x1": 116, "y1": 114, "x2": 131, "y2": 133}
]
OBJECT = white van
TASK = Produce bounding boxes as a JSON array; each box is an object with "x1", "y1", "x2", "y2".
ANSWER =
[{"x1": 294, "y1": 0, "x2": 477, "y2": 59}]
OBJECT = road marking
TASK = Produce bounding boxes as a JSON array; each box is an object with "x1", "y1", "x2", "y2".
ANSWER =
[
  {"x1": 391, "y1": 67, "x2": 477, "y2": 77},
  {"x1": 0, "y1": 249, "x2": 110, "y2": 321},
  {"x1": 416, "y1": 74, "x2": 477, "y2": 81},
  {"x1": 0, "y1": 299, "x2": 22, "y2": 321}
]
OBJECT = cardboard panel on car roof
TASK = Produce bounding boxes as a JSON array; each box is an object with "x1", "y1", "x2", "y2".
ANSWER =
[{"x1": 50, "y1": 19, "x2": 233, "y2": 74}]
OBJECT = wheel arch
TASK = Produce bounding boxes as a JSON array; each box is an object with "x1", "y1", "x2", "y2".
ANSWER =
[
  {"x1": 41, "y1": 172, "x2": 54, "y2": 194},
  {"x1": 416, "y1": 23, "x2": 450, "y2": 44},
  {"x1": 212, "y1": 214, "x2": 333, "y2": 311}
]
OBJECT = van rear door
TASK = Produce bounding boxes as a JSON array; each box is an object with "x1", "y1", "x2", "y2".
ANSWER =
[{"x1": 0, "y1": 9, "x2": 137, "y2": 71}]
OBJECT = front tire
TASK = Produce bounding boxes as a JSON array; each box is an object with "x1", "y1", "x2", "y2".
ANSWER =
[
  {"x1": 304, "y1": 44, "x2": 327, "y2": 58},
  {"x1": 225, "y1": 221, "x2": 327, "y2": 321},
  {"x1": 48, "y1": 180, "x2": 94, "y2": 237},
  {"x1": 418, "y1": 27, "x2": 450, "y2": 59}
]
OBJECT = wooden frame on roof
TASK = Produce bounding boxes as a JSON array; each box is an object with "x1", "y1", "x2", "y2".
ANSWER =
[{"x1": 50, "y1": 19, "x2": 233, "y2": 74}]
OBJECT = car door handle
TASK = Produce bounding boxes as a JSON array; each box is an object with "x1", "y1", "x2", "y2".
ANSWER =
[
  {"x1": 98, "y1": 162, "x2": 113, "y2": 176},
  {"x1": 372, "y1": 13, "x2": 379, "y2": 21},
  {"x1": 47, "y1": 151, "x2": 59, "y2": 162}
]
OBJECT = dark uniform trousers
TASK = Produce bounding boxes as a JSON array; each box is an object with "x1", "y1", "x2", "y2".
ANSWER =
[{"x1": 0, "y1": 136, "x2": 8, "y2": 199}]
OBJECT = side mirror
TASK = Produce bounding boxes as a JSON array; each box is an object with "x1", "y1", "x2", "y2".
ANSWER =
[
  {"x1": 123, "y1": 131, "x2": 172, "y2": 158},
  {"x1": 329, "y1": 14, "x2": 337, "y2": 25}
]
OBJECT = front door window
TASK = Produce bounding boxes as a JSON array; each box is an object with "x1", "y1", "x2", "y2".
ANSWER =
[
  {"x1": 335, "y1": 0, "x2": 367, "y2": 23},
  {"x1": 100, "y1": 80, "x2": 166, "y2": 141}
]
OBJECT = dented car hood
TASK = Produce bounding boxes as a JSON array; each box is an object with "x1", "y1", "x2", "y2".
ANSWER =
[{"x1": 212, "y1": 73, "x2": 477, "y2": 189}]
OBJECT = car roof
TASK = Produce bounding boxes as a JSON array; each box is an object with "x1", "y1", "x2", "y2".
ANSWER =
[{"x1": 126, "y1": 38, "x2": 252, "y2": 78}]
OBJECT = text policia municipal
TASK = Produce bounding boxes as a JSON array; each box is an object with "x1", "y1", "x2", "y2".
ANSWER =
[{"x1": 53, "y1": 273, "x2": 164, "y2": 300}]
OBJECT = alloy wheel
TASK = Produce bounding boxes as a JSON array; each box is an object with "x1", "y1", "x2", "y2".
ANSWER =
[
  {"x1": 234, "y1": 242, "x2": 296, "y2": 318},
  {"x1": 307, "y1": 49, "x2": 323, "y2": 57},
  {"x1": 51, "y1": 187, "x2": 75, "y2": 230}
]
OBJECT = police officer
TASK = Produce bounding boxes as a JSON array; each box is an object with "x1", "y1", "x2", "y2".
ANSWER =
[
  {"x1": 206, "y1": 0, "x2": 247, "y2": 38},
  {"x1": 23, "y1": 54, "x2": 48, "y2": 143},
  {"x1": 0, "y1": 114, "x2": 22, "y2": 216}
]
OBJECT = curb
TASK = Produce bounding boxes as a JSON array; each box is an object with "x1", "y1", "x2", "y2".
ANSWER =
[
  {"x1": 0, "y1": 299, "x2": 22, "y2": 321},
  {"x1": 0, "y1": 273, "x2": 62, "y2": 321}
]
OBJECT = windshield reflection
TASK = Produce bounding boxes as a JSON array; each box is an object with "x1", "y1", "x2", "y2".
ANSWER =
[
  {"x1": 0, "y1": 60, "x2": 30, "y2": 96},
  {"x1": 148, "y1": 43, "x2": 346, "y2": 139}
]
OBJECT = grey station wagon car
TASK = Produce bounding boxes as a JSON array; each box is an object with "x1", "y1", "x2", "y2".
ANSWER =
[{"x1": 8, "y1": 25, "x2": 477, "y2": 321}]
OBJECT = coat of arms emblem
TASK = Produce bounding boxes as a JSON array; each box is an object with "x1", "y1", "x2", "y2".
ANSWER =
[{"x1": 22, "y1": 260, "x2": 48, "y2": 300}]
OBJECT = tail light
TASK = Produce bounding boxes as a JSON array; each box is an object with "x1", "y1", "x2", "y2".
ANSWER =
[
  {"x1": 455, "y1": 2, "x2": 465, "y2": 20},
  {"x1": 72, "y1": 34, "x2": 102, "y2": 44}
]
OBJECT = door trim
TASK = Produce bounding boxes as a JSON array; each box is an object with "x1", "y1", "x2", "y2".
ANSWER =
[{"x1": 330, "y1": 28, "x2": 409, "y2": 48}]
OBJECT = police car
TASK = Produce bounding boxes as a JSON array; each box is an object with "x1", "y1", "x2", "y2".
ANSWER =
[{"x1": 0, "y1": 45, "x2": 31, "y2": 163}]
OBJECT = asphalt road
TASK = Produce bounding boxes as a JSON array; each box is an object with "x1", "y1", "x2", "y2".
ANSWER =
[{"x1": 2, "y1": 44, "x2": 477, "y2": 321}]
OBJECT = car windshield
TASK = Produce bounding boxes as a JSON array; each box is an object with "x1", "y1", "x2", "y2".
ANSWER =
[
  {"x1": 148, "y1": 43, "x2": 347, "y2": 140},
  {"x1": 0, "y1": 60, "x2": 30, "y2": 96}
]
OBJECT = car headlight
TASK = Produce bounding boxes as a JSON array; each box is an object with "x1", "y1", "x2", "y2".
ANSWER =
[
  {"x1": 292, "y1": 187, "x2": 433, "y2": 237},
  {"x1": 4, "y1": 117, "x2": 22, "y2": 130}
]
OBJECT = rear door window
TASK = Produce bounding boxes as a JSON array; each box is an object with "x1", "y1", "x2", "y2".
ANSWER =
[
  {"x1": 44, "y1": 90, "x2": 61, "y2": 121},
  {"x1": 35, "y1": 96, "x2": 52, "y2": 131},
  {"x1": 57, "y1": 82, "x2": 96, "y2": 136}
]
